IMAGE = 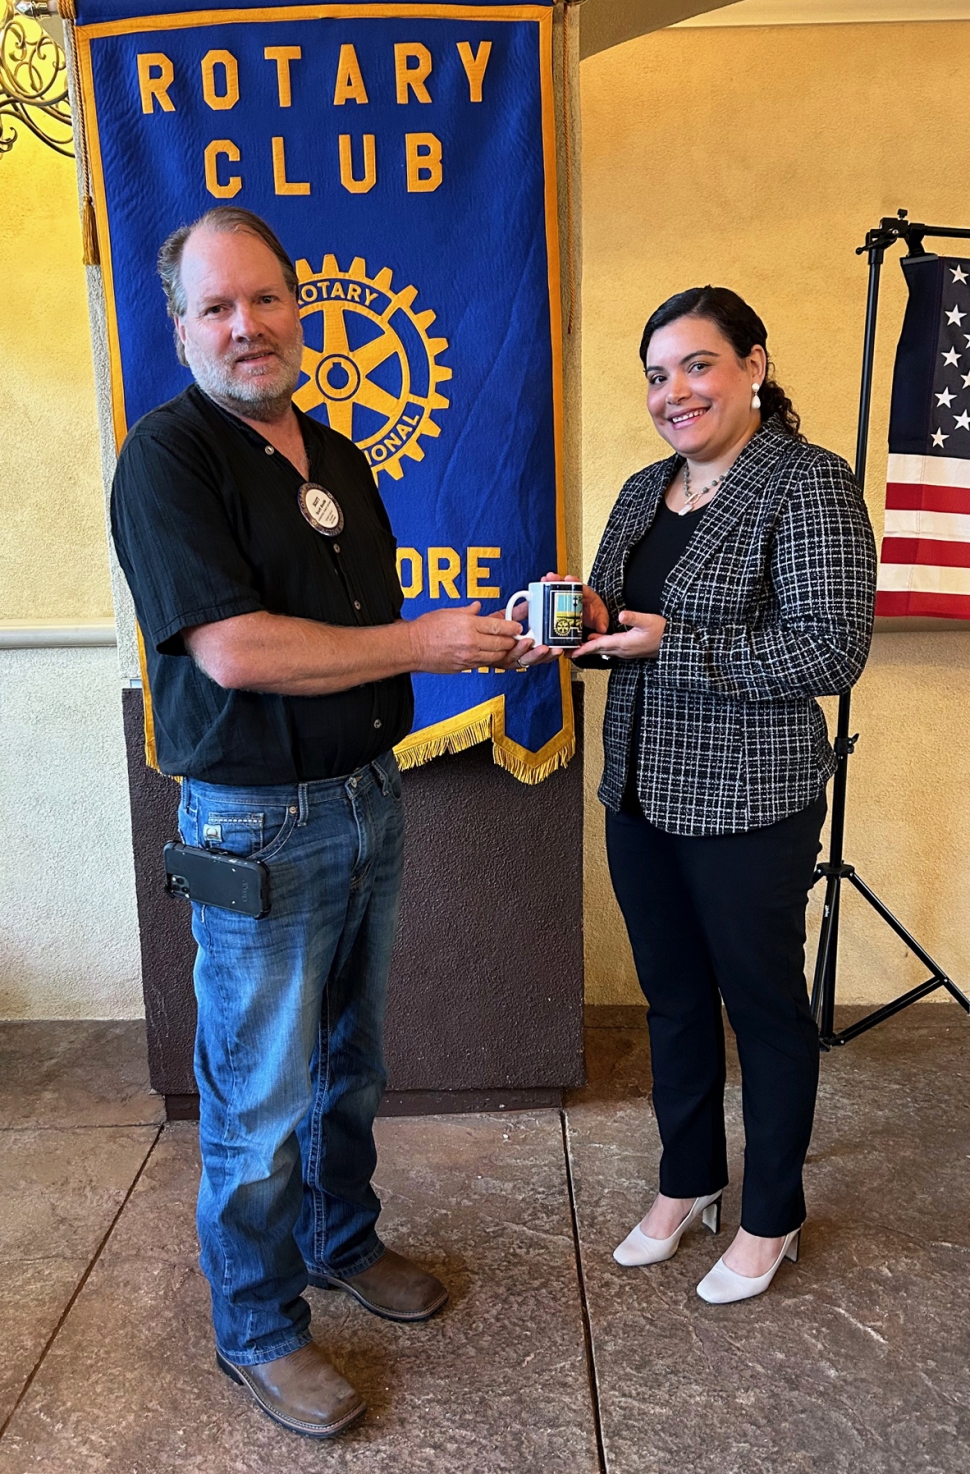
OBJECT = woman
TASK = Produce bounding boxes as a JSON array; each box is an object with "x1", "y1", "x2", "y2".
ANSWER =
[{"x1": 523, "y1": 286, "x2": 875, "y2": 1303}]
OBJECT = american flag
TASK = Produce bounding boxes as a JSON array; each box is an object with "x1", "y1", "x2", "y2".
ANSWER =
[{"x1": 876, "y1": 254, "x2": 970, "y2": 618}]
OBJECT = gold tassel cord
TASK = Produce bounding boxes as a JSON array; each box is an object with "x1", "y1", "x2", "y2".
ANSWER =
[
  {"x1": 62, "y1": 2, "x2": 99, "y2": 263},
  {"x1": 80, "y1": 190, "x2": 98, "y2": 264},
  {"x1": 0, "y1": 3, "x2": 98, "y2": 262}
]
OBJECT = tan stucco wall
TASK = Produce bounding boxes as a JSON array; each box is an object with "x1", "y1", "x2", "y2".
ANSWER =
[
  {"x1": 4, "y1": 18, "x2": 969, "y2": 1015},
  {"x1": 0, "y1": 127, "x2": 112, "y2": 621},
  {"x1": 0, "y1": 647, "x2": 141, "y2": 1018},
  {"x1": 581, "y1": 19, "x2": 970, "y2": 1004},
  {"x1": 1, "y1": 129, "x2": 140, "y2": 1020}
]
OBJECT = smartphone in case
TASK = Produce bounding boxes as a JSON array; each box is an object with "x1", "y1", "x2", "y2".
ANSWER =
[{"x1": 163, "y1": 842, "x2": 271, "y2": 918}]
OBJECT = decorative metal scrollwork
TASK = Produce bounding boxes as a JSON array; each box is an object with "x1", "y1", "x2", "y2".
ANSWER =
[{"x1": 0, "y1": 0, "x2": 73, "y2": 158}]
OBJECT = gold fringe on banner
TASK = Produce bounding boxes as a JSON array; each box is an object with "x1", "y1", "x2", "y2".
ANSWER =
[
  {"x1": 398, "y1": 722, "x2": 575, "y2": 786},
  {"x1": 395, "y1": 668, "x2": 576, "y2": 785},
  {"x1": 492, "y1": 730, "x2": 574, "y2": 785},
  {"x1": 395, "y1": 713, "x2": 496, "y2": 772}
]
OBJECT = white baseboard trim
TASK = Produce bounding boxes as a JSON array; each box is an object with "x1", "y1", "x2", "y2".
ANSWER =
[{"x1": 0, "y1": 621, "x2": 117, "y2": 649}]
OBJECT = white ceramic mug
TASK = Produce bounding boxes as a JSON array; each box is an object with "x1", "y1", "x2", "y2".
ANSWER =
[{"x1": 504, "y1": 581, "x2": 584, "y2": 649}]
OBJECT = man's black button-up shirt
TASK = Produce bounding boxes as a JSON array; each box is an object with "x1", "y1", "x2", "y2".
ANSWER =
[{"x1": 111, "y1": 384, "x2": 413, "y2": 785}]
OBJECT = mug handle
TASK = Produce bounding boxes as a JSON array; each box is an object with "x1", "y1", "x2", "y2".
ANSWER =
[{"x1": 505, "y1": 589, "x2": 535, "y2": 644}]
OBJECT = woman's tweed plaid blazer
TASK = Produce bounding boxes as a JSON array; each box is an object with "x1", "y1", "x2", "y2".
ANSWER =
[{"x1": 588, "y1": 419, "x2": 876, "y2": 836}]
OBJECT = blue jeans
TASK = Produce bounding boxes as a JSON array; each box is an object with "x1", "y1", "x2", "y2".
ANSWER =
[{"x1": 177, "y1": 753, "x2": 404, "y2": 1366}]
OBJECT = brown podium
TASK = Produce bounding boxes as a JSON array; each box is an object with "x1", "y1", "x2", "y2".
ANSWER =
[{"x1": 122, "y1": 687, "x2": 585, "y2": 1119}]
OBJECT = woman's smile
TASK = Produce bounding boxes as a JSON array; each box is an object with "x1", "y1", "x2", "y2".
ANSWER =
[{"x1": 666, "y1": 405, "x2": 710, "y2": 428}]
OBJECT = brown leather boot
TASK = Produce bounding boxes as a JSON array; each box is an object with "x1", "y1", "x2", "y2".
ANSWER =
[
  {"x1": 310, "y1": 1247, "x2": 448, "y2": 1322},
  {"x1": 217, "y1": 1341, "x2": 365, "y2": 1438}
]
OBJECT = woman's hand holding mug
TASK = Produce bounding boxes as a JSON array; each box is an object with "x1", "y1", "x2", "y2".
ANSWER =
[
  {"x1": 571, "y1": 609, "x2": 667, "y2": 661},
  {"x1": 503, "y1": 573, "x2": 610, "y2": 668}
]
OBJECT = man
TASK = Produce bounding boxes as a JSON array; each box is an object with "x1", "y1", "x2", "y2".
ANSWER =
[{"x1": 111, "y1": 206, "x2": 529, "y2": 1439}]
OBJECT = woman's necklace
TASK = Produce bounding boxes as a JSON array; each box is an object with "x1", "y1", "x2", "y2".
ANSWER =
[{"x1": 679, "y1": 462, "x2": 726, "y2": 517}]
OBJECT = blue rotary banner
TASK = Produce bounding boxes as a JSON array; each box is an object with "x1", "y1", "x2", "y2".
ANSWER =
[{"x1": 73, "y1": 0, "x2": 572, "y2": 783}]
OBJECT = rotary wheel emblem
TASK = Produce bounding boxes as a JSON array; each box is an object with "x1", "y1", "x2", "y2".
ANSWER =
[{"x1": 294, "y1": 255, "x2": 451, "y2": 481}]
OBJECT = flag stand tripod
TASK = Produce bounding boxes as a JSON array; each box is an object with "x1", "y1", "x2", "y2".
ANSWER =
[{"x1": 811, "y1": 209, "x2": 970, "y2": 1047}]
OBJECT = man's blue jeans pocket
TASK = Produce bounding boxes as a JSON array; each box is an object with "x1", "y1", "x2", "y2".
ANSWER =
[{"x1": 181, "y1": 760, "x2": 404, "y2": 1365}]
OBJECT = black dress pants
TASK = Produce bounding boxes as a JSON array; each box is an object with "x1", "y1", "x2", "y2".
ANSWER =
[{"x1": 605, "y1": 792, "x2": 826, "y2": 1237}]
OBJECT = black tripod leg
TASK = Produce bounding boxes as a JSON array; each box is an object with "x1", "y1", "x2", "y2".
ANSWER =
[
  {"x1": 846, "y1": 872, "x2": 970, "y2": 1012},
  {"x1": 833, "y1": 977, "x2": 968, "y2": 1045},
  {"x1": 943, "y1": 979, "x2": 970, "y2": 1010},
  {"x1": 805, "y1": 221, "x2": 970, "y2": 1044},
  {"x1": 807, "y1": 234, "x2": 884, "y2": 1041},
  {"x1": 810, "y1": 869, "x2": 842, "y2": 1040}
]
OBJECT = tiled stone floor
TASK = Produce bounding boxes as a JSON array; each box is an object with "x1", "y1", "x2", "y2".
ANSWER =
[{"x1": 0, "y1": 1008, "x2": 968, "y2": 1472}]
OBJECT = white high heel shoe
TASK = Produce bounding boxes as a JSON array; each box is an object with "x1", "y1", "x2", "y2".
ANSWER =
[
  {"x1": 696, "y1": 1227, "x2": 801, "y2": 1304},
  {"x1": 613, "y1": 1191, "x2": 723, "y2": 1267}
]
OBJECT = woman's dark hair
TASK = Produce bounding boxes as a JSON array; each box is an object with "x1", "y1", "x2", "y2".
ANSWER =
[{"x1": 638, "y1": 285, "x2": 804, "y2": 440}]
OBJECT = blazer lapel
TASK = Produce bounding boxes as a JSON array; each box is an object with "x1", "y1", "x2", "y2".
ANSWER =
[
  {"x1": 663, "y1": 422, "x2": 789, "y2": 606},
  {"x1": 603, "y1": 459, "x2": 675, "y2": 613}
]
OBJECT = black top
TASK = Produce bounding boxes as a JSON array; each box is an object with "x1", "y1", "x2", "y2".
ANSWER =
[
  {"x1": 623, "y1": 496, "x2": 709, "y2": 617},
  {"x1": 111, "y1": 384, "x2": 413, "y2": 785},
  {"x1": 621, "y1": 496, "x2": 709, "y2": 814}
]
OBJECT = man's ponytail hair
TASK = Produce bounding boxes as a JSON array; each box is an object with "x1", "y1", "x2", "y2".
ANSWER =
[{"x1": 638, "y1": 285, "x2": 805, "y2": 441}]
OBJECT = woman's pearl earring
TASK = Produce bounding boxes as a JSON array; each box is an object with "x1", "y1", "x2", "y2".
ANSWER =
[{"x1": 752, "y1": 382, "x2": 762, "y2": 410}]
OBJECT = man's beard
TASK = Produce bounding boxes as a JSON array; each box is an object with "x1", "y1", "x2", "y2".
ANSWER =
[{"x1": 185, "y1": 331, "x2": 305, "y2": 421}]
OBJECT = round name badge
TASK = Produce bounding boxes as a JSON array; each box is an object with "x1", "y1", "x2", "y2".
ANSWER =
[{"x1": 298, "y1": 482, "x2": 344, "y2": 537}]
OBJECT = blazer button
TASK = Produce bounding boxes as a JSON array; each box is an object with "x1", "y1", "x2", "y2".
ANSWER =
[{"x1": 373, "y1": 719, "x2": 382, "y2": 729}]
